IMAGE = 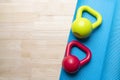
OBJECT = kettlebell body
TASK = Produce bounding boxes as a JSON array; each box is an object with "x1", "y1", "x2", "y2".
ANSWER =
[
  {"x1": 72, "y1": 18, "x2": 92, "y2": 38},
  {"x1": 62, "y1": 55, "x2": 80, "y2": 73}
]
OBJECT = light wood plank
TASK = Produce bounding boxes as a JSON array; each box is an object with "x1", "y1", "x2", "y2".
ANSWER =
[{"x1": 0, "y1": 0, "x2": 77, "y2": 80}]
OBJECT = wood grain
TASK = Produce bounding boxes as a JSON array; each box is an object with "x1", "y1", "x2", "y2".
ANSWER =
[{"x1": 0, "y1": 0, "x2": 77, "y2": 80}]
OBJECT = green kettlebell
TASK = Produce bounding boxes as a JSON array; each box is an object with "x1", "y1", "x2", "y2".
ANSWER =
[{"x1": 72, "y1": 6, "x2": 102, "y2": 38}]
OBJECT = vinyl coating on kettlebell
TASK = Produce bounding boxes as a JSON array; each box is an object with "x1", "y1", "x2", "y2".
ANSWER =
[
  {"x1": 72, "y1": 6, "x2": 102, "y2": 39},
  {"x1": 62, "y1": 40, "x2": 92, "y2": 73}
]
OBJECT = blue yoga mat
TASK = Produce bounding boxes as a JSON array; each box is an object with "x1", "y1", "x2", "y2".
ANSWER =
[
  {"x1": 60, "y1": 0, "x2": 119, "y2": 80},
  {"x1": 101, "y1": 0, "x2": 120, "y2": 80}
]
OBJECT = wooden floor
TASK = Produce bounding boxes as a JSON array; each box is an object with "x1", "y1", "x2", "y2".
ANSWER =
[{"x1": 0, "y1": 0, "x2": 76, "y2": 80}]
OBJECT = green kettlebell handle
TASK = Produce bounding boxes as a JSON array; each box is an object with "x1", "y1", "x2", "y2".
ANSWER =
[{"x1": 76, "y1": 6, "x2": 102, "y2": 29}]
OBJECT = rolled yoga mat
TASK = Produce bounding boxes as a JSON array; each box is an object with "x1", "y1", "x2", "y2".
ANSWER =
[{"x1": 59, "y1": 0, "x2": 118, "y2": 80}]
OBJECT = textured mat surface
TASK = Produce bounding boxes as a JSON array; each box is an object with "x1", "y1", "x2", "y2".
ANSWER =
[
  {"x1": 60, "y1": 0, "x2": 119, "y2": 80},
  {"x1": 101, "y1": 0, "x2": 120, "y2": 80}
]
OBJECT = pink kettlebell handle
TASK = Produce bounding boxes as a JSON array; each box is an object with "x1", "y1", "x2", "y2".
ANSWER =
[{"x1": 65, "y1": 40, "x2": 92, "y2": 67}]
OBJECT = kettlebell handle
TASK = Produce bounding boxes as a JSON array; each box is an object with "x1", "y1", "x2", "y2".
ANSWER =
[
  {"x1": 65, "y1": 40, "x2": 92, "y2": 67},
  {"x1": 76, "y1": 6, "x2": 102, "y2": 29}
]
